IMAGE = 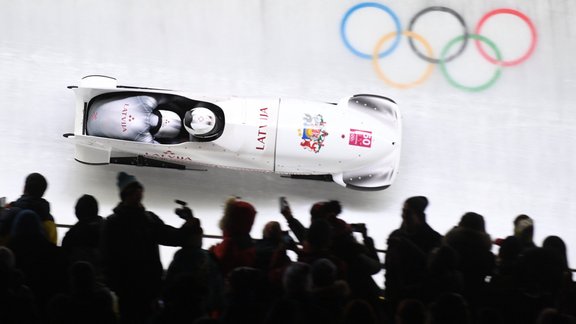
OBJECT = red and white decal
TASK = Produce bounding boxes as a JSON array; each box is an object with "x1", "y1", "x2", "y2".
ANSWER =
[{"x1": 349, "y1": 129, "x2": 372, "y2": 148}]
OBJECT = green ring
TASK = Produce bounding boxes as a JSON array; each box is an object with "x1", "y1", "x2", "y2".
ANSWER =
[{"x1": 440, "y1": 34, "x2": 502, "y2": 92}]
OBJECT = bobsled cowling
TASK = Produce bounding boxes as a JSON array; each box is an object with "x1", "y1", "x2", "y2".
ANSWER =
[{"x1": 65, "y1": 76, "x2": 401, "y2": 191}]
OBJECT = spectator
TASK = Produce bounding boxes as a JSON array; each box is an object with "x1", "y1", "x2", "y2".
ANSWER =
[
  {"x1": 309, "y1": 258, "x2": 350, "y2": 322},
  {"x1": 47, "y1": 261, "x2": 118, "y2": 324},
  {"x1": 420, "y1": 245, "x2": 465, "y2": 303},
  {"x1": 7, "y1": 209, "x2": 69, "y2": 321},
  {"x1": 395, "y1": 299, "x2": 427, "y2": 324},
  {"x1": 444, "y1": 212, "x2": 495, "y2": 305},
  {"x1": 284, "y1": 199, "x2": 381, "y2": 309},
  {"x1": 162, "y1": 217, "x2": 224, "y2": 322},
  {"x1": 209, "y1": 198, "x2": 257, "y2": 276},
  {"x1": 100, "y1": 172, "x2": 193, "y2": 324},
  {"x1": 513, "y1": 214, "x2": 536, "y2": 251},
  {"x1": 542, "y1": 236, "x2": 576, "y2": 317},
  {"x1": 330, "y1": 219, "x2": 382, "y2": 310},
  {"x1": 384, "y1": 196, "x2": 442, "y2": 305},
  {"x1": 496, "y1": 235, "x2": 522, "y2": 276},
  {"x1": 264, "y1": 262, "x2": 330, "y2": 324},
  {"x1": 61, "y1": 194, "x2": 104, "y2": 273},
  {"x1": 536, "y1": 308, "x2": 576, "y2": 324},
  {"x1": 220, "y1": 267, "x2": 268, "y2": 324},
  {"x1": 513, "y1": 247, "x2": 566, "y2": 323},
  {"x1": 428, "y1": 293, "x2": 471, "y2": 324},
  {"x1": 1, "y1": 172, "x2": 58, "y2": 244},
  {"x1": 254, "y1": 221, "x2": 295, "y2": 294},
  {"x1": 543, "y1": 236, "x2": 570, "y2": 273},
  {"x1": 297, "y1": 219, "x2": 346, "y2": 278},
  {"x1": 0, "y1": 246, "x2": 40, "y2": 324},
  {"x1": 341, "y1": 298, "x2": 379, "y2": 324}
]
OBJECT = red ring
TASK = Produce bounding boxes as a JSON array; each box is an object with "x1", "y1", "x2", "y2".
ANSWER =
[{"x1": 474, "y1": 8, "x2": 537, "y2": 67}]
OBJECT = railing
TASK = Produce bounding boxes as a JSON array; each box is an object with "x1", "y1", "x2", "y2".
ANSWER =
[{"x1": 56, "y1": 224, "x2": 575, "y2": 273}]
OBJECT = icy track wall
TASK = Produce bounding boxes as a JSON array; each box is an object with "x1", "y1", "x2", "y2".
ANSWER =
[{"x1": 0, "y1": 0, "x2": 574, "y2": 271}]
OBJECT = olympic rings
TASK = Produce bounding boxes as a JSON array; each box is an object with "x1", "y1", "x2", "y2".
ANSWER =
[
  {"x1": 340, "y1": 2, "x2": 402, "y2": 59},
  {"x1": 340, "y1": 3, "x2": 537, "y2": 91},
  {"x1": 440, "y1": 34, "x2": 502, "y2": 92},
  {"x1": 407, "y1": 6, "x2": 469, "y2": 64},
  {"x1": 372, "y1": 31, "x2": 435, "y2": 89},
  {"x1": 475, "y1": 8, "x2": 538, "y2": 67}
]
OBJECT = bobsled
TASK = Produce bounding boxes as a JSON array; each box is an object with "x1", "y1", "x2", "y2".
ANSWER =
[{"x1": 64, "y1": 75, "x2": 402, "y2": 191}]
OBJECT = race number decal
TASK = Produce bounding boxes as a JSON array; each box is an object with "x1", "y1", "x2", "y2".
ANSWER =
[{"x1": 349, "y1": 129, "x2": 372, "y2": 148}]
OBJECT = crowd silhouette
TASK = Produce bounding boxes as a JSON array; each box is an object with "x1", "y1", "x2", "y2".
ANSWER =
[{"x1": 0, "y1": 172, "x2": 574, "y2": 324}]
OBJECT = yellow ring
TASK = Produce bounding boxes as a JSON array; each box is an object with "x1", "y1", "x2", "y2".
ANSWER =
[{"x1": 372, "y1": 31, "x2": 435, "y2": 89}]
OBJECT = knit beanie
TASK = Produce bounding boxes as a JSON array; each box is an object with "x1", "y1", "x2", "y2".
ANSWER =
[
  {"x1": 220, "y1": 198, "x2": 256, "y2": 236},
  {"x1": 116, "y1": 172, "x2": 141, "y2": 193}
]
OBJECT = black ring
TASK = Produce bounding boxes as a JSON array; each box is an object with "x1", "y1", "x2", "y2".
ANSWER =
[{"x1": 407, "y1": 6, "x2": 469, "y2": 64}]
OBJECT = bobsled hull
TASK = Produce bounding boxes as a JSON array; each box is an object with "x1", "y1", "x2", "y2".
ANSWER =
[{"x1": 64, "y1": 75, "x2": 402, "y2": 191}]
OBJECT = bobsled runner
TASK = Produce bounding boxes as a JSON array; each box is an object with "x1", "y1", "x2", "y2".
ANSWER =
[{"x1": 64, "y1": 75, "x2": 402, "y2": 191}]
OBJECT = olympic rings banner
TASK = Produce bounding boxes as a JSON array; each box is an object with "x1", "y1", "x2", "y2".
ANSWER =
[{"x1": 340, "y1": 2, "x2": 538, "y2": 92}]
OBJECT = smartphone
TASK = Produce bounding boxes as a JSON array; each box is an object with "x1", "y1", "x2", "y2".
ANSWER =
[
  {"x1": 175, "y1": 199, "x2": 187, "y2": 206},
  {"x1": 279, "y1": 196, "x2": 289, "y2": 211},
  {"x1": 350, "y1": 223, "x2": 366, "y2": 233}
]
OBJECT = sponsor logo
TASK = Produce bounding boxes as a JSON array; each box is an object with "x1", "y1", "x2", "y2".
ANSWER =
[
  {"x1": 256, "y1": 107, "x2": 269, "y2": 150},
  {"x1": 120, "y1": 103, "x2": 135, "y2": 133},
  {"x1": 349, "y1": 129, "x2": 372, "y2": 148},
  {"x1": 298, "y1": 114, "x2": 328, "y2": 153}
]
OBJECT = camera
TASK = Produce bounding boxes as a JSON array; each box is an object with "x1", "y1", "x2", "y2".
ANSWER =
[{"x1": 174, "y1": 199, "x2": 193, "y2": 221}]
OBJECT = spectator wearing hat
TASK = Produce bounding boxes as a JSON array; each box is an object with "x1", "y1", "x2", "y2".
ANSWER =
[
  {"x1": 209, "y1": 197, "x2": 257, "y2": 276},
  {"x1": 384, "y1": 196, "x2": 442, "y2": 307},
  {"x1": 100, "y1": 171, "x2": 194, "y2": 324},
  {"x1": 62, "y1": 194, "x2": 105, "y2": 273}
]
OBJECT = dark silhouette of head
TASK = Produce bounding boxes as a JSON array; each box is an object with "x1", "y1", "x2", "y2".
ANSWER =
[
  {"x1": 396, "y1": 299, "x2": 427, "y2": 324},
  {"x1": 428, "y1": 293, "x2": 471, "y2": 324},
  {"x1": 23, "y1": 173, "x2": 48, "y2": 198},
  {"x1": 514, "y1": 214, "x2": 534, "y2": 243},
  {"x1": 459, "y1": 212, "x2": 486, "y2": 232},
  {"x1": 310, "y1": 200, "x2": 342, "y2": 222},
  {"x1": 542, "y1": 235, "x2": 569, "y2": 271},
  {"x1": 341, "y1": 299, "x2": 379, "y2": 324},
  {"x1": 116, "y1": 172, "x2": 143, "y2": 204},
  {"x1": 75, "y1": 194, "x2": 99, "y2": 221},
  {"x1": 402, "y1": 196, "x2": 429, "y2": 228},
  {"x1": 219, "y1": 198, "x2": 256, "y2": 236},
  {"x1": 311, "y1": 258, "x2": 337, "y2": 288}
]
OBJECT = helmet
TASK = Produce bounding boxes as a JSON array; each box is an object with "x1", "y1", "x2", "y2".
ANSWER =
[
  {"x1": 184, "y1": 107, "x2": 216, "y2": 135},
  {"x1": 155, "y1": 110, "x2": 182, "y2": 139}
]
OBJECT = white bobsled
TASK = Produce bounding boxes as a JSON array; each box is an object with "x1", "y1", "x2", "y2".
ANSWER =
[{"x1": 64, "y1": 75, "x2": 402, "y2": 191}]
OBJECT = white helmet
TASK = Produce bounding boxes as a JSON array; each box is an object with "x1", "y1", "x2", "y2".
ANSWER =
[
  {"x1": 155, "y1": 110, "x2": 182, "y2": 139},
  {"x1": 184, "y1": 107, "x2": 216, "y2": 135}
]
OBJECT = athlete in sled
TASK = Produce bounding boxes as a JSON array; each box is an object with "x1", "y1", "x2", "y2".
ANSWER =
[{"x1": 65, "y1": 75, "x2": 402, "y2": 191}]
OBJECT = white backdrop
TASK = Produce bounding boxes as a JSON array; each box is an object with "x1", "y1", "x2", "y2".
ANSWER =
[{"x1": 1, "y1": 0, "x2": 575, "y2": 281}]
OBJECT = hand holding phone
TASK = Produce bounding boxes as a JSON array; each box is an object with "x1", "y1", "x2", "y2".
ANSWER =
[{"x1": 279, "y1": 197, "x2": 293, "y2": 219}]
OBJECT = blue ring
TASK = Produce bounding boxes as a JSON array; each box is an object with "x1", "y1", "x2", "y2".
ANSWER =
[{"x1": 340, "y1": 2, "x2": 402, "y2": 59}]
